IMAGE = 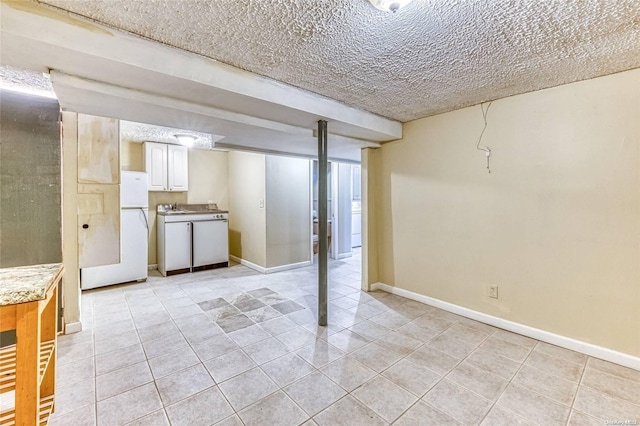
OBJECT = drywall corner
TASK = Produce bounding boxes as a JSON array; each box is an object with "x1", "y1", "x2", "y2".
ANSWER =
[
  {"x1": 61, "y1": 111, "x2": 80, "y2": 326},
  {"x1": 228, "y1": 151, "x2": 267, "y2": 268},
  {"x1": 361, "y1": 147, "x2": 380, "y2": 290}
]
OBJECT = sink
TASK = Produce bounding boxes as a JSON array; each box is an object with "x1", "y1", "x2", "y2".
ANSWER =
[{"x1": 163, "y1": 211, "x2": 185, "y2": 215}]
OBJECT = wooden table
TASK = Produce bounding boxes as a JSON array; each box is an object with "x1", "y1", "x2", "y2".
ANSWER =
[{"x1": 0, "y1": 263, "x2": 63, "y2": 426}]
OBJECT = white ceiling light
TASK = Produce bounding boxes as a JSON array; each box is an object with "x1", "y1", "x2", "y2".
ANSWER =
[
  {"x1": 174, "y1": 133, "x2": 197, "y2": 147},
  {"x1": 368, "y1": 0, "x2": 414, "y2": 12}
]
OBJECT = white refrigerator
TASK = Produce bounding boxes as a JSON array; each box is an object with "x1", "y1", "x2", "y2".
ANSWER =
[{"x1": 81, "y1": 171, "x2": 149, "y2": 289}]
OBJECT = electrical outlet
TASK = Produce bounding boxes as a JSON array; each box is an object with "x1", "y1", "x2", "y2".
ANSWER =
[
  {"x1": 489, "y1": 286, "x2": 499, "y2": 299},
  {"x1": 258, "y1": 199, "x2": 265, "y2": 208}
]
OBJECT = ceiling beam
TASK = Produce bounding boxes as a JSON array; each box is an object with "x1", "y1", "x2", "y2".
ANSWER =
[{"x1": 1, "y1": 0, "x2": 402, "y2": 142}]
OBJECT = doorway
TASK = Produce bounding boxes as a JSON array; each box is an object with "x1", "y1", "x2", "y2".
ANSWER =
[{"x1": 311, "y1": 160, "x2": 362, "y2": 263}]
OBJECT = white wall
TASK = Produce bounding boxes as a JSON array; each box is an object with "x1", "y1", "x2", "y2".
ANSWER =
[
  {"x1": 265, "y1": 155, "x2": 312, "y2": 268},
  {"x1": 337, "y1": 163, "x2": 353, "y2": 257}
]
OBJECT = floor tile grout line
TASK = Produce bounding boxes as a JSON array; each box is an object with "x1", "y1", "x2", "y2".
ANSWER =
[
  {"x1": 576, "y1": 375, "x2": 640, "y2": 410},
  {"x1": 105, "y1": 289, "x2": 161, "y2": 425},
  {"x1": 213, "y1": 297, "x2": 329, "y2": 420},
  {"x1": 61, "y1": 253, "x2": 634, "y2": 426},
  {"x1": 338, "y1": 310, "x2": 488, "y2": 425},
  {"x1": 120, "y1": 281, "x2": 221, "y2": 422},
  {"x1": 213, "y1": 285, "x2": 374, "y2": 421},
  {"x1": 477, "y1": 341, "x2": 540, "y2": 426},
  {"x1": 565, "y1": 355, "x2": 590, "y2": 425},
  {"x1": 148, "y1": 280, "x2": 275, "y2": 422},
  {"x1": 415, "y1": 321, "x2": 496, "y2": 425},
  {"x1": 72, "y1": 284, "x2": 432, "y2": 424},
  {"x1": 401, "y1": 316, "x2": 528, "y2": 424}
]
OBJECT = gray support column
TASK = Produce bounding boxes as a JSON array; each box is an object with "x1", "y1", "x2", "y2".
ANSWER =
[{"x1": 317, "y1": 120, "x2": 328, "y2": 326}]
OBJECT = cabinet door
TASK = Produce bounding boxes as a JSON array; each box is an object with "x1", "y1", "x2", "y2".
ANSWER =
[
  {"x1": 192, "y1": 220, "x2": 228, "y2": 267},
  {"x1": 77, "y1": 114, "x2": 119, "y2": 184},
  {"x1": 78, "y1": 183, "x2": 120, "y2": 268},
  {"x1": 164, "y1": 222, "x2": 191, "y2": 271},
  {"x1": 144, "y1": 142, "x2": 167, "y2": 191},
  {"x1": 168, "y1": 144, "x2": 189, "y2": 191}
]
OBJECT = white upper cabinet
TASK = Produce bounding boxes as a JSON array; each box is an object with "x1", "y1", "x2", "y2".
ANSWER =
[
  {"x1": 144, "y1": 142, "x2": 168, "y2": 191},
  {"x1": 168, "y1": 144, "x2": 189, "y2": 191},
  {"x1": 143, "y1": 142, "x2": 189, "y2": 191}
]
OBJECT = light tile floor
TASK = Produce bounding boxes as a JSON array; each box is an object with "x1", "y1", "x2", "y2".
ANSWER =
[{"x1": 48, "y1": 250, "x2": 640, "y2": 425}]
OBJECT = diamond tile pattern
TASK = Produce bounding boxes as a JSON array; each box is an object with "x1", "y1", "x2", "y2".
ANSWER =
[{"x1": 51, "y1": 249, "x2": 640, "y2": 425}]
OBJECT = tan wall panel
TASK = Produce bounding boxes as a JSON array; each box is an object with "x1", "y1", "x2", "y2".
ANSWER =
[
  {"x1": 77, "y1": 184, "x2": 120, "y2": 268},
  {"x1": 77, "y1": 114, "x2": 119, "y2": 184},
  {"x1": 228, "y1": 151, "x2": 266, "y2": 267}
]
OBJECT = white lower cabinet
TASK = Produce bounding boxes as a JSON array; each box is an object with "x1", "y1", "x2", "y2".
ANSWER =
[
  {"x1": 192, "y1": 220, "x2": 229, "y2": 267},
  {"x1": 163, "y1": 222, "x2": 192, "y2": 271},
  {"x1": 158, "y1": 213, "x2": 229, "y2": 276}
]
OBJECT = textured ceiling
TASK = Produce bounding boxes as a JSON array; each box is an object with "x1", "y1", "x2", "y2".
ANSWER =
[
  {"x1": 120, "y1": 121, "x2": 225, "y2": 150},
  {"x1": 36, "y1": 0, "x2": 640, "y2": 122},
  {"x1": 0, "y1": 65, "x2": 55, "y2": 96}
]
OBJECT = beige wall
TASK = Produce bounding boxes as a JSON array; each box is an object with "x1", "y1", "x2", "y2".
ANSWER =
[
  {"x1": 120, "y1": 140, "x2": 228, "y2": 265},
  {"x1": 121, "y1": 138, "x2": 143, "y2": 172},
  {"x1": 375, "y1": 69, "x2": 640, "y2": 356},
  {"x1": 362, "y1": 147, "x2": 380, "y2": 289},
  {"x1": 265, "y1": 155, "x2": 311, "y2": 268},
  {"x1": 228, "y1": 151, "x2": 267, "y2": 267},
  {"x1": 188, "y1": 149, "x2": 229, "y2": 209}
]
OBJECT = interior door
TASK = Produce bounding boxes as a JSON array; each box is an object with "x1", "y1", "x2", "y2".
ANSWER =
[
  {"x1": 192, "y1": 220, "x2": 229, "y2": 267},
  {"x1": 165, "y1": 222, "x2": 191, "y2": 271},
  {"x1": 330, "y1": 162, "x2": 338, "y2": 259},
  {"x1": 337, "y1": 163, "x2": 353, "y2": 257}
]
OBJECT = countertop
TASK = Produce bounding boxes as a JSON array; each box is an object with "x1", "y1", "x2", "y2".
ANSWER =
[
  {"x1": 156, "y1": 203, "x2": 228, "y2": 216},
  {"x1": 0, "y1": 263, "x2": 63, "y2": 306},
  {"x1": 157, "y1": 209, "x2": 228, "y2": 216}
]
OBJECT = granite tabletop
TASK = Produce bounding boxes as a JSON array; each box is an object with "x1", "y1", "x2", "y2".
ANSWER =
[{"x1": 0, "y1": 263, "x2": 63, "y2": 306}]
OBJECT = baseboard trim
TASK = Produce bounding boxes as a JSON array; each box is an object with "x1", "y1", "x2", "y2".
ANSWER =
[
  {"x1": 337, "y1": 252, "x2": 352, "y2": 260},
  {"x1": 265, "y1": 260, "x2": 312, "y2": 274},
  {"x1": 230, "y1": 255, "x2": 312, "y2": 274},
  {"x1": 371, "y1": 282, "x2": 640, "y2": 371},
  {"x1": 229, "y1": 255, "x2": 266, "y2": 273},
  {"x1": 148, "y1": 264, "x2": 157, "y2": 271},
  {"x1": 64, "y1": 321, "x2": 82, "y2": 334}
]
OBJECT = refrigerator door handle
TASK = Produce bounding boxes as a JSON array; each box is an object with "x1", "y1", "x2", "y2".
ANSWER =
[{"x1": 140, "y1": 208, "x2": 149, "y2": 229}]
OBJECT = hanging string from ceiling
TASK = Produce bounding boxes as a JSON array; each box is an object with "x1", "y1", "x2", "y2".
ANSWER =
[{"x1": 475, "y1": 101, "x2": 493, "y2": 173}]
